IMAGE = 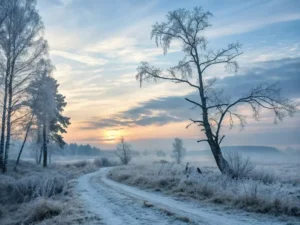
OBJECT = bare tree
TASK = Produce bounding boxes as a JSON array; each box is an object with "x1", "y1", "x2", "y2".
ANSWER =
[
  {"x1": 14, "y1": 113, "x2": 33, "y2": 170},
  {"x1": 172, "y1": 138, "x2": 186, "y2": 164},
  {"x1": 115, "y1": 137, "x2": 132, "y2": 165},
  {"x1": 136, "y1": 7, "x2": 298, "y2": 174}
]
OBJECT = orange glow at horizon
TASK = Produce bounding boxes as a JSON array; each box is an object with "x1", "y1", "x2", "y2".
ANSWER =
[{"x1": 103, "y1": 129, "x2": 123, "y2": 143}]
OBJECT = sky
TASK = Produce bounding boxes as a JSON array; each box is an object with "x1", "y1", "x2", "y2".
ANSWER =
[{"x1": 36, "y1": 0, "x2": 300, "y2": 151}]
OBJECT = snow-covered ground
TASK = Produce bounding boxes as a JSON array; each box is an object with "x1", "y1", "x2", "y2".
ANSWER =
[{"x1": 76, "y1": 168, "x2": 292, "y2": 225}]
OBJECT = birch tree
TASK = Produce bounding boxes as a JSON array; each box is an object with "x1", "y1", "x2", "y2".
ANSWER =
[
  {"x1": 136, "y1": 7, "x2": 298, "y2": 174},
  {"x1": 0, "y1": 0, "x2": 46, "y2": 171}
]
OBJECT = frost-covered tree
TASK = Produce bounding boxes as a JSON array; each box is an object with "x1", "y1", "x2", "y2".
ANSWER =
[
  {"x1": 27, "y1": 62, "x2": 69, "y2": 167},
  {"x1": 28, "y1": 73, "x2": 56, "y2": 167},
  {"x1": 0, "y1": 0, "x2": 47, "y2": 172},
  {"x1": 14, "y1": 61, "x2": 70, "y2": 168},
  {"x1": 115, "y1": 137, "x2": 132, "y2": 165},
  {"x1": 49, "y1": 86, "x2": 70, "y2": 148},
  {"x1": 136, "y1": 7, "x2": 298, "y2": 174},
  {"x1": 172, "y1": 138, "x2": 186, "y2": 164}
]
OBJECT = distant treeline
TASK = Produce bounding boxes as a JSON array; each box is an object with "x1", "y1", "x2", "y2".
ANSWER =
[
  {"x1": 55, "y1": 143, "x2": 101, "y2": 156},
  {"x1": 188, "y1": 145, "x2": 283, "y2": 156}
]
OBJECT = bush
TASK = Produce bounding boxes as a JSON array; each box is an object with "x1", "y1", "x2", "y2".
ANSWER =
[
  {"x1": 72, "y1": 160, "x2": 88, "y2": 168},
  {"x1": 0, "y1": 174, "x2": 66, "y2": 204},
  {"x1": 24, "y1": 198, "x2": 62, "y2": 224},
  {"x1": 93, "y1": 157, "x2": 116, "y2": 167},
  {"x1": 250, "y1": 169, "x2": 276, "y2": 184},
  {"x1": 225, "y1": 151, "x2": 255, "y2": 178}
]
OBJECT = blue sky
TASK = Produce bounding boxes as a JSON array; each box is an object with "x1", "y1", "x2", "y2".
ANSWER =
[{"x1": 36, "y1": 0, "x2": 300, "y2": 150}]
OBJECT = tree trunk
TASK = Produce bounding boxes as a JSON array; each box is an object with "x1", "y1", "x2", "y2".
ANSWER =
[
  {"x1": 36, "y1": 124, "x2": 41, "y2": 164},
  {"x1": 14, "y1": 115, "x2": 34, "y2": 170},
  {"x1": 35, "y1": 147, "x2": 39, "y2": 164},
  {"x1": 0, "y1": 78, "x2": 8, "y2": 171},
  {"x1": 208, "y1": 141, "x2": 232, "y2": 174},
  {"x1": 38, "y1": 146, "x2": 42, "y2": 164},
  {"x1": 194, "y1": 49, "x2": 232, "y2": 175},
  {"x1": 42, "y1": 121, "x2": 47, "y2": 167},
  {"x1": 3, "y1": 65, "x2": 13, "y2": 172},
  {"x1": 0, "y1": 59, "x2": 10, "y2": 170},
  {"x1": 49, "y1": 148, "x2": 51, "y2": 165}
]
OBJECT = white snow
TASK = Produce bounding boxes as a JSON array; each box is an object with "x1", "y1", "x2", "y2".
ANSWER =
[{"x1": 77, "y1": 168, "x2": 289, "y2": 225}]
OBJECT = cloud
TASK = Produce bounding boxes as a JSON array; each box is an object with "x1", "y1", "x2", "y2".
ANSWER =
[
  {"x1": 45, "y1": 27, "x2": 83, "y2": 51},
  {"x1": 85, "y1": 37, "x2": 137, "y2": 53},
  {"x1": 207, "y1": 13, "x2": 300, "y2": 39},
  {"x1": 85, "y1": 36, "x2": 168, "y2": 63},
  {"x1": 50, "y1": 50, "x2": 107, "y2": 66},
  {"x1": 81, "y1": 57, "x2": 300, "y2": 130}
]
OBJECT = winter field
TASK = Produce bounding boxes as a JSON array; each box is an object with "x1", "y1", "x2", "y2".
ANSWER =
[{"x1": 1, "y1": 155, "x2": 299, "y2": 225}]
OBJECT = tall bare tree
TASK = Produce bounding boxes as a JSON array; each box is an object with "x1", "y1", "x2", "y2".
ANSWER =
[
  {"x1": 115, "y1": 137, "x2": 132, "y2": 165},
  {"x1": 0, "y1": 0, "x2": 46, "y2": 171},
  {"x1": 136, "y1": 7, "x2": 298, "y2": 174}
]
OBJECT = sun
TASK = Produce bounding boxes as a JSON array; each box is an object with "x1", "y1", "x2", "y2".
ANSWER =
[{"x1": 104, "y1": 129, "x2": 122, "y2": 143}]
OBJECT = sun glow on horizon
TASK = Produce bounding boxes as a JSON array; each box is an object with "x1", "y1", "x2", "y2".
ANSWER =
[{"x1": 104, "y1": 129, "x2": 123, "y2": 143}]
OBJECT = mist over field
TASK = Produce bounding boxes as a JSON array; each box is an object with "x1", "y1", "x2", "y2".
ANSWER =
[{"x1": 0, "y1": 0, "x2": 299, "y2": 225}]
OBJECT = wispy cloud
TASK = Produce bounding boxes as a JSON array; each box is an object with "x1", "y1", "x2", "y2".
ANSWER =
[
  {"x1": 50, "y1": 50, "x2": 107, "y2": 66},
  {"x1": 207, "y1": 13, "x2": 300, "y2": 39}
]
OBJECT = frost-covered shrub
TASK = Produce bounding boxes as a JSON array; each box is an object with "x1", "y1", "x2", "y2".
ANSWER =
[
  {"x1": 23, "y1": 198, "x2": 62, "y2": 224},
  {"x1": 93, "y1": 157, "x2": 116, "y2": 167},
  {"x1": 72, "y1": 160, "x2": 88, "y2": 168},
  {"x1": 0, "y1": 174, "x2": 66, "y2": 204},
  {"x1": 225, "y1": 151, "x2": 255, "y2": 178},
  {"x1": 250, "y1": 169, "x2": 276, "y2": 184}
]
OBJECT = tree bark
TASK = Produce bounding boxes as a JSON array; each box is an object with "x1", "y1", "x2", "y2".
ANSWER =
[
  {"x1": 42, "y1": 120, "x2": 47, "y2": 167},
  {"x1": 0, "y1": 73, "x2": 8, "y2": 170},
  {"x1": 14, "y1": 114, "x2": 34, "y2": 170},
  {"x1": 36, "y1": 124, "x2": 41, "y2": 164},
  {"x1": 208, "y1": 141, "x2": 232, "y2": 174},
  {"x1": 49, "y1": 148, "x2": 51, "y2": 165},
  {"x1": 3, "y1": 59, "x2": 14, "y2": 172},
  {"x1": 38, "y1": 146, "x2": 42, "y2": 164},
  {"x1": 0, "y1": 54, "x2": 11, "y2": 171}
]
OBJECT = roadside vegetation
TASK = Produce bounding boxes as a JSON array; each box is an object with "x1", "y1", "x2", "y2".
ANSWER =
[
  {"x1": 108, "y1": 157, "x2": 300, "y2": 218},
  {"x1": 0, "y1": 158, "x2": 116, "y2": 225}
]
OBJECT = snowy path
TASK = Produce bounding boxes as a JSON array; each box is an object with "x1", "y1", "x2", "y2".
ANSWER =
[{"x1": 76, "y1": 168, "x2": 290, "y2": 225}]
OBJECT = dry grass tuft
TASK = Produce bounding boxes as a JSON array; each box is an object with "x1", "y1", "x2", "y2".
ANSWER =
[{"x1": 24, "y1": 198, "x2": 62, "y2": 224}]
